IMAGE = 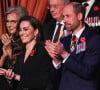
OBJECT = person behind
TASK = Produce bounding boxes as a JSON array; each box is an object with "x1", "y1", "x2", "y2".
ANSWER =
[
  {"x1": 45, "y1": 2, "x2": 100, "y2": 90},
  {"x1": 4, "y1": 16, "x2": 52, "y2": 90},
  {"x1": 0, "y1": 6, "x2": 28, "y2": 90},
  {"x1": 43, "y1": 0, "x2": 71, "y2": 42},
  {"x1": 81, "y1": 0, "x2": 100, "y2": 33},
  {"x1": 0, "y1": 6, "x2": 28, "y2": 68}
]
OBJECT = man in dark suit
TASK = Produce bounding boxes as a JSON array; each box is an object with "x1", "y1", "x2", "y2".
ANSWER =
[
  {"x1": 43, "y1": 0, "x2": 71, "y2": 42},
  {"x1": 82, "y1": 0, "x2": 100, "y2": 33},
  {"x1": 45, "y1": 2, "x2": 100, "y2": 90}
]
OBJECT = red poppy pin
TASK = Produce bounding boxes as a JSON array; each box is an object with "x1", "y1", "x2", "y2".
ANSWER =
[
  {"x1": 93, "y1": 6, "x2": 99, "y2": 11},
  {"x1": 31, "y1": 50, "x2": 35, "y2": 56},
  {"x1": 80, "y1": 37, "x2": 86, "y2": 42}
]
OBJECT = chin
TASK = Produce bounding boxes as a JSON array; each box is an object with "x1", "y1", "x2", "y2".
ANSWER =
[
  {"x1": 52, "y1": 15, "x2": 57, "y2": 19},
  {"x1": 21, "y1": 40, "x2": 27, "y2": 44},
  {"x1": 9, "y1": 31, "x2": 16, "y2": 34}
]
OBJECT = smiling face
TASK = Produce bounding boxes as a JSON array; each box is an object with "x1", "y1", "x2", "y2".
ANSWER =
[
  {"x1": 19, "y1": 21, "x2": 37, "y2": 44},
  {"x1": 6, "y1": 12, "x2": 19, "y2": 34},
  {"x1": 63, "y1": 5, "x2": 81, "y2": 32},
  {"x1": 49, "y1": 0, "x2": 65, "y2": 21}
]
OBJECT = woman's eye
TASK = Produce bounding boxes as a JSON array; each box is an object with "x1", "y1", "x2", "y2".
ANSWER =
[
  {"x1": 24, "y1": 29, "x2": 28, "y2": 31},
  {"x1": 24, "y1": 27, "x2": 29, "y2": 31}
]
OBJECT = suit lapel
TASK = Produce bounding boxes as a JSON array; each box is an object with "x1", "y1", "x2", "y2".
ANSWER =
[
  {"x1": 77, "y1": 27, "x2": 88, "y2": 44},
  {"x1": 74, "y1": 25, "x2": 89, "y2": 54},
  {"x1": 61, "y1": 35, "x2": 72, "y2": 53}
]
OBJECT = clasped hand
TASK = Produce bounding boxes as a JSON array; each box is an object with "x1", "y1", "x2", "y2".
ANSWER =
[
  {"x1": 0, "y1": 68, "x2": 20, "y2": 81},
  {"x1": 45, "y1": 40, "x2": 68, "y2": 64},
  {"x1": 0, "y1": 68, "x2": 14, "y2": 80}
]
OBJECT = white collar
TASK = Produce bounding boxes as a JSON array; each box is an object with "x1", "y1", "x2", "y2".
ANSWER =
[
  {"x1": 56, "y1": 20, "x2": 64, "y2": 25},
  {"x1": 73, "y1": 26, "x2": 85, "y2": 39}
]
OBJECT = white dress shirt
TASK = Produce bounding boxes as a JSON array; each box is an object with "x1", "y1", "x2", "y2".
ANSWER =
[{"x1": 52, "y1": 21, "x2": 65, "y2": 42}]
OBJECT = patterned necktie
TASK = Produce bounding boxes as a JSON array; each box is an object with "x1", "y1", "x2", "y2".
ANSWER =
[
  {"x1": 70, "y1": 35, "x2": 78, "y2": 53},
  {"x1": 53, "y1": 23, "x2": 62, "y2": 43}
]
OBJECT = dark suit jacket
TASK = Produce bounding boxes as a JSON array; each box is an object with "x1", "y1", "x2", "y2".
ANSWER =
[
  {"x1": 58, "y1": 25, "x2": 100, "y2": 90},
  {"x1": 43, "y1": 19, "x2": 56, "y2": 42},
  {"x1": 43, "y1": 19, "x2": 70, "y2": 42},
  {"x1": 85, "y1": 0, "x2": 100, "y2": 34}
]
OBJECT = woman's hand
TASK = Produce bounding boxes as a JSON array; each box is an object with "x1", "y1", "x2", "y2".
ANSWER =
[
  {"x1": 4, "y1": 69, "x2": 20, "y2": 81},
  {"x1": 0, "y1": 68, "x2": 6, "y2": 75},
  {"x1": 1, "y1": 34, "x2": 12, "y2": 58},
  {"x1": 1, "y1": 33, "x2": 11, "y2": 46},
  {"x1": 5, "y1": 69, "x2": 14, "y2": 80}
]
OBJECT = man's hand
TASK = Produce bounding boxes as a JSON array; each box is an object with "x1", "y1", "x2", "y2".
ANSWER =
[
  {"x1": 45, "y1": 40, "x2": 69, "y2": 64},
  {"x1": 45, "y1": 40, "x2": 57, "y2": 59}
]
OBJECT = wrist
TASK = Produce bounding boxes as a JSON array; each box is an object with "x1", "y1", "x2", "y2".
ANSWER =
[
  {"x1": 2, "y1": 54, "x2": 7, "y2": 59},
  {"x1": 61, "y1": 50, "x2": 68, "y2": 59},
  {"x1": 14, "y1": 74, "x2": 20, "y2": 81}
]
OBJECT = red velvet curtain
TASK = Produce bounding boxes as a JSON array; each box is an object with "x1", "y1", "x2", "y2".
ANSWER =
[{"x1": 0, "y1": 0, "x2": 49, "y2": 38}]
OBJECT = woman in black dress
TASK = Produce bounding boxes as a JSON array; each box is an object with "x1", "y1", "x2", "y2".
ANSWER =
[{"x1": 5, "y1": 16, "x2": 53, "y2": 90}]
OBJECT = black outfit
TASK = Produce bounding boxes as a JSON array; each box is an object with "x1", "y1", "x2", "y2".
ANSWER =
[
  {"x1": 0, "y1": 40, "x2": 12, "y2": 90},
  {"x1": 14, "y1": 43, "x2": 53, "y2": 90},
  {"x1": 43, "y1": 19, "x2": 66, "y2": 90},
  {"x1": 43, "y1": 19, "x2": 56, "y2": 42}
]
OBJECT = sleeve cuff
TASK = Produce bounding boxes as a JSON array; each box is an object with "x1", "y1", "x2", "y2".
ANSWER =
[
  {"x1": 52, "y1": 60, "x2": 61, "y2": 69},
  {"x1": 62, "y1": 53, "x2": 70, "y2": 63}
]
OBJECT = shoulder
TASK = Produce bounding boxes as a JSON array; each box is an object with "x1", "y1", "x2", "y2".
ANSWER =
[
  {"x1": 35, "y1": 43, "x2": 52, "y2": 62},
  {"x1": 86, "y1": 30, "x2": 100, "y2": 46},
  {"x1": 36, "y1": 43, "x2": 50, "y2": 56},
  {"x1": 93, "y1": 0, "x2": 100, "y2": 6},
  {"x1": 43, "y1": 19, "x2": 56, "y2": 28}
]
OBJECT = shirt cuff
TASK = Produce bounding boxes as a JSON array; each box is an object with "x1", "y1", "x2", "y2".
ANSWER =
[
  {"x1": 62, "y1": 53, "x2": 70, "y2": 63},
  {"x1": 52, "y1": 60, "x2": 61, "y2": 69}
]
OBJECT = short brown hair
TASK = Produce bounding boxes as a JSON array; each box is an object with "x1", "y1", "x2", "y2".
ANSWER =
[{"x1": 69, "y1": 2, "x2": 85, "y2": 22}]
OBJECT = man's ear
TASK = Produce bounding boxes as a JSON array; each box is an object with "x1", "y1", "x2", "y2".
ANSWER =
[{"x1": 78, "y1": 12, "x2": 83, "y2": 21}]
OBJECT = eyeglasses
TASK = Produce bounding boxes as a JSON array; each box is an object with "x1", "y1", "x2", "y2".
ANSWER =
[
  {"x1": 48, "y1": 4, "x2": 63, "y2": 9},
  {"x1": 6, "y1": 20, "x2": 18, "y2": 24}
]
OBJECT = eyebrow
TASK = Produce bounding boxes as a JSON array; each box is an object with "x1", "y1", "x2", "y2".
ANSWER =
[{"x1": 6, "y1": 20, "x2": 18, "y2": 22}]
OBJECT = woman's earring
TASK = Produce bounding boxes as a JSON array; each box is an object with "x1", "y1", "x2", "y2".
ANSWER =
[{"x1": 34, "y1": 36, "x2": 37, "y2": 40}]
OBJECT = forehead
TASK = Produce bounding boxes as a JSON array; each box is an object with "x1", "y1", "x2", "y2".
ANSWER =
[
  {"x1": 49, "y1": 0, "x2": 63, "y2": 5},
  {"x1": 63, "y1": 5, "x2": 74, "y2": 15},
  {"x1": 7, "y1": 12, "x2": 19, "y2": 20},
  {"x1": 20, "y1": 21, "x2": 31, "y2": 27}
]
